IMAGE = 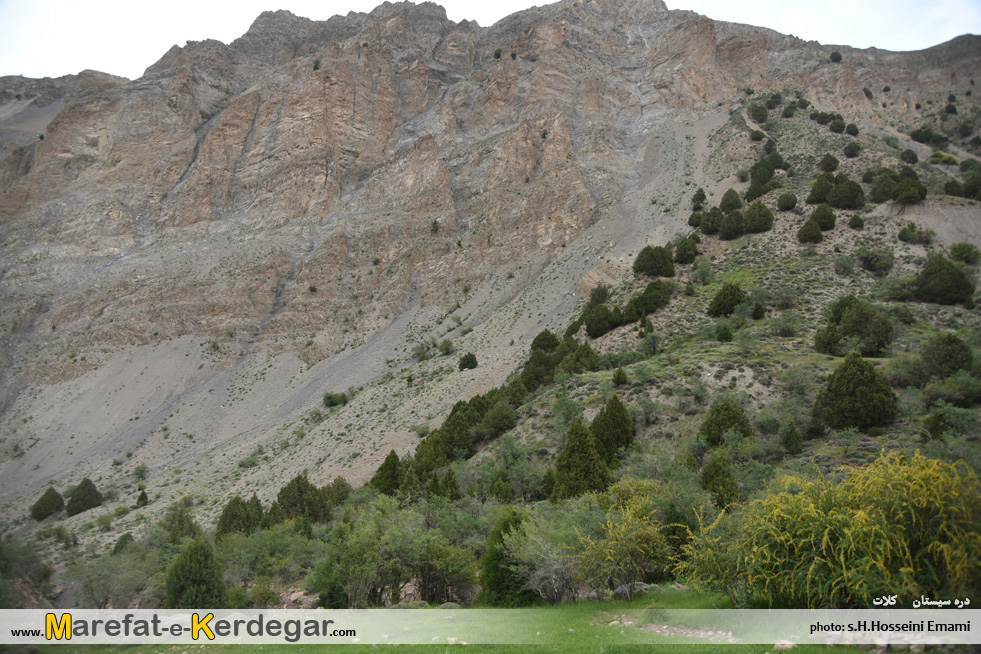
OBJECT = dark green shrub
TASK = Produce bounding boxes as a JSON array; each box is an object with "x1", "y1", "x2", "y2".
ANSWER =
[
  {"x1": 845, "y1": 123, "x2": 859, "y2": 136},
  {"x1": 748, "y1": 104, "x2": 768, "y2": 124},
  {"x1": 920, "y1": 333, "x2": 974, "y2": 381},
  {"x1": 898, "y1": 221, "x2": 935, "y2": 245},
  {"x1": 840, "y1": 302, "x2": 893, "y2": 356},
  {"x1": 945, "y1": 103, "x2": 957, "y2": 115},
  {"x1": 923, "y1": 370, "x2": 981, "y2": 408},
  {"x1": 371, "y1": 451, "x2": 401, "y2": 496},
  {"x1": 699, "y1": 207, "x2": 722, "y2": 235},
  {"x1": 900, "y1": 149, "x2": 918, "y2": 164},
  {"x1": 719, "y1": 189, "x2": 743, "y2": 214},
  {"x1": 743, "y1": 201, "x2": 774, "y2": 232},
  {"x1": 805, "y1": 175, "x2": 833, "y2": 204},
  {"x1": 701, "y1": 454, "x2": 740, "y2": 509},
  {"x1": 750, "y1": 130, "x2": 765, "y2": 141},
  {"x1": 830, "y1": 51, "x2": 842, "y2": 63},
  {"x1": 827, "y1": 180, "x2": 865, "y2": 209},
  {"x1": 950, "y1": 242, "x2": 980, "y2": 264},
  {"x1": 30, "y1": 487, "x2": 64, "y2": 522},
  {"x1": 843, "y1": 142, "x2": 861, "y2": 158},
  {"x1": 848, "y1": 215, "x2": 864, "y2": 229},
  {"x1": 700, "y1": 399, "x2": 753, "y2": 448},
  {"x1": 898, "y1": 165, "x2": 919, "y2": 181},
  {"x1": 777, "y1": 193, "x2": 797, "y2": 211},
  {"x1": 612, "y1": 367, "x2": 628, "y2": 386},
  {"x1": 814, "y1": 324, "x2": 842, "y2": 355},
  {"x1": 634, "y1": 245, "x2": 675, "y2": 277},
  {"x1": 781, "y1": 105, "x2": 796, "y2": 118},
  {"x1": 812, "y1": 352, "x2": 897, "y2": 430},
  {"x1": 869, "y1": 174, "x2": 897, "y2": 203},
  {"x1": 855, "y1": 247, "x2": 894, "y2": 276},
  {"x1": 707, "y1": 283, "x2": 745, "y2": 317},
  {"x1": 459, "y1": 352, "x2": 478, "y2": 370},
  {"x1": 165, "y1": 538, "x2": 228, "y2": 609},
  {"x1": 811, "y1": 204, "x2": 836, "y2": 230},
  {"x1": 780, "y1": 421, "x2": 803, "y2": 455},
  {"x1": 590, "y1": 395, "x2": 634, "y2": 463},
  {"x1": 718, "y1": 211, "x2": 744, "y2": 240},
  {"x1": 829, "y1": 119, "x2": 846, "y2": 134},
  {"x1": 688, "y1": 211, "x2": 703, "y2": 227},
  {"x1": 478, "y1": 507, "x2": 538, "y2": 606},
  {"x1": 915, "y1": 256, "x2": 975, "y2": 305},
  {"x1": 945, "y1": 180, "x2": 965, "y2": 196},
  {"x1": 531, "y1": 329, "x2": 560, "y2": 352},
  {"x1": 797, "y1": 219, "x2": 823, "y2": 244},
  {"x1": 674, "y1": 237, "x2": 698, "y2": 264},
  {"x1": 323, "y1": 392, "x2": 348, "y2": 408},
  {"x1": 692, "y1": 188, "x2": 706, "y2": 210},
  {"x1": 818, "y1": 154, "x2": 839, "y2": 173},
  {"x1": 716, "y1": 321, "x2": 733, "y2": 342},
  {"x1": 65, "y1": 478, "x2": 102, "y2": 517}
]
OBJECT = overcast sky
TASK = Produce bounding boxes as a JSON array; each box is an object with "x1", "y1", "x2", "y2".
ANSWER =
[{"x1": 1, "y1": 0, "x2": 978, "y2": 81}]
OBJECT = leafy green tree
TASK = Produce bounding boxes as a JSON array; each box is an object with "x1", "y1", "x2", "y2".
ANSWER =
[
  {"x1": 719, "y1": 188, "x2": 743, "y2": 214},
  {"x1": 700, "y1": 399, "x2": 754, "y2": 447},
  {"x1": 160, "y1": 500, "x2": 202, "y2": 544},
  {"x1": 813, "y1": 351, "x2": 896, "y2": 430},
  {"x1": 590, "y1": 395, "x2": 634, "y2": 463},
  {"x1": 634, "y1": 245, "x2": 675, "y2": 277},
  {"x1": 479, "y1": 507, "x2": 538, "y2": 606},
  {"x1": 480, "y1": 400, "x2": 516, "y2": 441},
  {"x1": 30, "y1": 487, "x2": 63, "y2": 521},
  {"x1": 65, "y1": 478, "x2": 102, "y2": 517},
  {"x1": 777, "y1": 193, "x2": 797, "y2": 211},
  {"x1": 612, "y1": 367, "x2": 628, "y2": 386},
  {"x1": 707, "y1": 283, "x2": 745, "y2": 317},
  {"x1": 458, "y1": 352, "x2": 478, "y2": 370},
  {"x1": 915, "y1": 256, "x2": 975, "y2": 305},
  {"x1": 553, "y1": 418, "x2": 610, "y2": 499},
  {"x1": 165, "y1": 538, "x2": 228, "y2": 609},
  {"x1": 921, "y1": 333, "x2": 974, "y2": 380}
]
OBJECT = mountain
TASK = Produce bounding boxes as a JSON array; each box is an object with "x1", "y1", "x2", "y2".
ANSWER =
[{"x1": 0, "y1": 0, "x2": 978, "y2": 538}]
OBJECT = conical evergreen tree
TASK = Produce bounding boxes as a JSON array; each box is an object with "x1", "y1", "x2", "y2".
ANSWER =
[
  {"x1": 553, "y1": 418, "x2": 610, "y2": 499},
  {"x1": 700, "y1": 453, "x2": 740, "y2": 509},
  {"x1": 65, "y1": 478, "x2": 103, "y2": 517},
  {"x1": 164, "y1": 537, "x2": 228, "y2": 609},
  {"x1": 30, "y1": 487, "x2": 64, "y2": 521},
  {"x1": 215, "y1": 495, "x2": 262, "y2": 540},
  {"x1": 590, "y1": 395, "x2": 634, "y2": 463},
  {"x1": 136, "y1": 489, "x2": 149, "y2": 508},
  {"x1": 915, "y1": 256, "x2": 974, "y2": 305},
  {"x1": 812, "y1": 351, "x2": 897, "y2": 430},
  {"x1": 441, "y1": 466, "x2": 461, "y2": 501},
  {"x1": 371, "y1": 450, "x2": 401, "y2": 496}
]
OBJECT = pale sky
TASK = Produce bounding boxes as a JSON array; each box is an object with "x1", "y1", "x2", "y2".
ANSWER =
[{"x1": 0, "y1": 0, "x2": 978, "y2": 81}]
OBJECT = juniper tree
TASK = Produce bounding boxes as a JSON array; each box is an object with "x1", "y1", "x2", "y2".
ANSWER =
[
  {"x1": 812, "y1": 351, "x2": 896, "y2": 430},
  {"x1": 699, "y1": 399, "x2": 754, "y2": 447},
  {"x1": 553, "y1": 418, "x2": 609, "y2": 499},
  {"x1": 164, "y1": 537, "x2": 228, "y2": 609},
  {"x1": 590, "y1": 395, "x2": 634, "y2": 463},
  {"x1": 65, "y1": 478, "x2": 103, "y2": 517},
  {"x1": 707, "y1": 283, "x2": 745, "y2": 317},
  {"x1": 30, "y1": 487, "x2": 64, "y2": 521}
]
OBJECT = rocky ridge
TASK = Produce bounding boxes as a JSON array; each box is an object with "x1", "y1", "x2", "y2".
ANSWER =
[{"x1": 0, "y1": 0, "x2": 978, "y2": 529}]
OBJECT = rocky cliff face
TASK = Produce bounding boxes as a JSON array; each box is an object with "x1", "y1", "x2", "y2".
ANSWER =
[{"x1": 0, "y1": 0, "x2": 977, "y2": 514}]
